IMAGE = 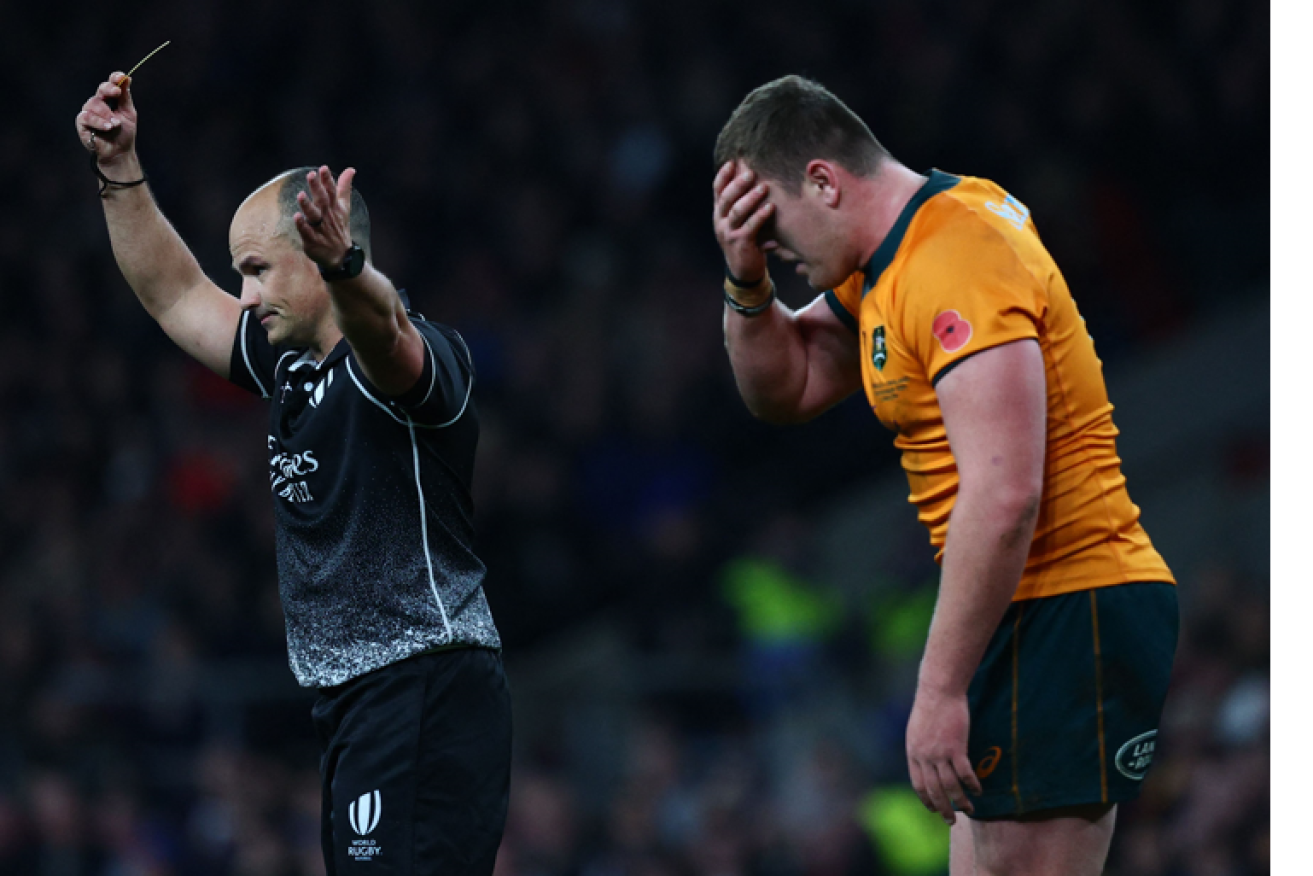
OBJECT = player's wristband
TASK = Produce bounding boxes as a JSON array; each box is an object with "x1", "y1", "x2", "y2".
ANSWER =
[
  {"x1": 723, "y1": 284, "x2": 775, "y2": 317},
  {"x1": 90, "y1": 152, "x2": 148, "y2": 198},
  {"x1": 723, "y1": 269, "x2": 775, "y2": 317},
  {"x1": 725, "y1": 265, "x2": 766, "y2": 289}
]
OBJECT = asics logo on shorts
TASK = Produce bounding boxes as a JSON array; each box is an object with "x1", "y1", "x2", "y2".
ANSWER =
[
  {"x1": 975, "y1": 746, "x2": 1003, "y2": 779},
  {"x1": 349, "y1": 790, "x2": 382, "y2": 835}
]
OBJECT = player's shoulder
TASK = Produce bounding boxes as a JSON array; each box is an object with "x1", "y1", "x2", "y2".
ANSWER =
[
  {"x1": 902, "y1": 175, "x2": 1038, "y2": 277},
  {"x1": 914, "y1": 174, "x2": 1032, "y2": 243}
]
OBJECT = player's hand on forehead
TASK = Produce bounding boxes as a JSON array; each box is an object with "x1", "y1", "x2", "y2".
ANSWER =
[{"x1": 713, "y1": 159, "x2": 774, "y2": 285}]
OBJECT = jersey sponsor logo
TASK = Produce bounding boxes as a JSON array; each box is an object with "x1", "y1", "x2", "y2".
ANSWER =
[
  {"x1": 268, "y1": 436, "x2": 319, "y2": 504},
  {"x1": 975, "y1": 746, "x2": 1003, "y2": 779},
  {"x1": 309, "y1": 368, "x2": 336, "y2": 408},
  {"x1": 932, "y1": 310, "x2": 973, "y2": 353},
  {"x1": 985, "y1": 193, "x2": 1031, "y2": 231},
  {"x1": 1114, "y1": 730, "x2": 1157, "y2": 780},
  {"x1": 871, "y1": 325, "x2": 888, "y2": 371},
  {"x1": 348, "y1": 790, "x2": 382, "y2": 835}
]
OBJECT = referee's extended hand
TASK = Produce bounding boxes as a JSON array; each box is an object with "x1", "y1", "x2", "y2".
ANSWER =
[
  {"x1": 713, "y1": 160, "x2": 774, "y2": 285},
  {"x1": 294, "y1": 166, "x2": 357, "y2": 273},
  {"x1": 906, "y1": 685, "x2": 982, "y2": 825},
  {"x1": 76, "y1": 72, "x2": 138, "y2": 165}
]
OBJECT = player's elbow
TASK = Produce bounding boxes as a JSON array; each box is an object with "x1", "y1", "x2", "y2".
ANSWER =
[
  {"x1": 991, "y1": 482, "x2": 1044, "y2": 534},
  {"x1": 962, "y1": 475, "x2": 1043, "y2": 525},
  {"x1": 742, "y1": 394, "x2": 814, "y2": 425}
]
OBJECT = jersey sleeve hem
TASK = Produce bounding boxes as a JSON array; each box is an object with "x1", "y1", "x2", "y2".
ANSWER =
[
  {"x1": 930, "y1": 333, "x2": 1040, "y2": 387},
  {"x1": 228, "y1": 309, "x2": 273, "y2": 398}
]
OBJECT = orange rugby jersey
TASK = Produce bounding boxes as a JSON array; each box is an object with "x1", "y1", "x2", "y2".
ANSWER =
[{"x1": 825, "y1": 170, "x2": 1173, "y2": 601}]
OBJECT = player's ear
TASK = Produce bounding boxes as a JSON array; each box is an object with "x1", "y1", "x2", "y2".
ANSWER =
[{"x1": 804, "y1": 160, "x2": 841, "y2": 207}]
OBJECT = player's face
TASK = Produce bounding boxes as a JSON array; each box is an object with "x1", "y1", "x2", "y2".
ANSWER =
[
  {"x1": 757, "y1": 177, "x2": 849, "y2": 291},
  {"x1": 229, "y1": 197, "x2": 333, "y2": 348}
]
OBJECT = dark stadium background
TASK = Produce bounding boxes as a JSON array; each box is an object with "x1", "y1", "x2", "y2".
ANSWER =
[{"x1": 0, "y1": 1, "x2": 1268, "y2": 874}]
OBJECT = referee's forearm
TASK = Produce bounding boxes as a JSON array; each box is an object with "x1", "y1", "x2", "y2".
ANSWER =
[
  {"x1": 328, "y1": 265, "x2": 405, "y2": 349},
  {"x1": 99, "y1": 155, "x2": 208, "y2": 319}
]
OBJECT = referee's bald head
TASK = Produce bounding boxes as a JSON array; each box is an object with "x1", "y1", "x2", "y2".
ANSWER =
[{"x1": 240, "y1": 168, "x2": 373, "y2": 263}]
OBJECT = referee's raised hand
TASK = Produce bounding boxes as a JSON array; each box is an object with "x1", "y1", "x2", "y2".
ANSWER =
[
  {"x1": 294, "y1": 165, "x2": 357, "y2": 273},
  {"x1": 76, "y1": 73, "x2": 138, "y2": 165}
]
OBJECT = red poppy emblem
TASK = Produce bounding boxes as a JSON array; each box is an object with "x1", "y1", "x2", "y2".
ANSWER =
[{"x1": 932, "y1": 310, "x2": 972, "y2": 353}]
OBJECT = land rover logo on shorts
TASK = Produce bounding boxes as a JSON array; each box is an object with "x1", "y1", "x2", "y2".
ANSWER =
[
  {"x1": 349, "y1": 790, "x2": 382, "y2": 835},
  {"x1": 871, "y1": 326, "x2": 887, "y2": 371},
  {"x1": 1114, "y1": 730, "x2": 1158, "y2": 780}
]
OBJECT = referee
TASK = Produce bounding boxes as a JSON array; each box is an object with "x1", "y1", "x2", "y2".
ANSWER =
[{"x1": 77, "y1": 72, "x2": 511, "y2": 875}]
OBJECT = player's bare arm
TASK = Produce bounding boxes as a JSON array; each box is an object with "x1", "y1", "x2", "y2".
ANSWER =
[
  {"x1": 905, "y1": 338, "x2": 1046, "y2": 824},
  {"x1": 293, "y1": 166, "x2": 426, "y2": 397},
  {"x1": 714, "y1": 160, "x2": 861, "y2": 423},
  {"x1": 76, "y1": 73, "x2": 241, "y2": 377}
]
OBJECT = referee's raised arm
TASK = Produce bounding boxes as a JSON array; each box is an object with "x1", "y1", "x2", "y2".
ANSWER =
[
  {"x1": 289, "y1": 165, "x2": 427, "y2": 398},
  {"x1": 76, "y1": 72, "x2": 241, "y2": 377}
]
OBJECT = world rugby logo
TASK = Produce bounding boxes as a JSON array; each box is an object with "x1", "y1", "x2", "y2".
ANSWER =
[{"x1": 349, "y1": 790, "x2": 382, "y2": 836}]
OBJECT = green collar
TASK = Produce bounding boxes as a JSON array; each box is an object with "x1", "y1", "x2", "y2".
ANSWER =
[{"x1": 861, "y1": 169, "x2": 960, "y2": 297}]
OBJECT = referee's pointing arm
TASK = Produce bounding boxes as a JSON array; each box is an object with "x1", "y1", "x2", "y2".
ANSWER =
[
  {"x1": 76, "y1": 72, "x2": 242, "y2": 377},
  {"x1": 79, "y1": 73, "x2": 427, "y2": 395}
]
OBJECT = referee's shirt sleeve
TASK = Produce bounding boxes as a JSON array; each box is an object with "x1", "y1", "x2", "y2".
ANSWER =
[
  {"x1": 387, "y1": 319, "x2": 475, "y2": 426},
  {"x1": 228, "y1": 309, "x2": 278, "y2": 398}
]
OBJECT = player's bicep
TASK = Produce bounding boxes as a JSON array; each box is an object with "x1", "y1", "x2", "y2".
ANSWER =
[
  {"x1": 794, "y1": 294, "x2": 862, "y2": 420},
  {"x1": 936, "y1": 339, "x2": 1046, "y2": 501},
  {"x1": 155, "y1": 278, "x2": 244, "y2": 378}
]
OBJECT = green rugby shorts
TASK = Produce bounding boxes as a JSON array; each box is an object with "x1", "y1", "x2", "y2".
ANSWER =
[{"x1": 964, "y1": 581, "x2": 1179, "y2": 819}]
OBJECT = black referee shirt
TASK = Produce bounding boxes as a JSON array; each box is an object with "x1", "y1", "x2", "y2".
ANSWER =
[{"x1": 228, "y1": 294, "x2": 500, "y2": 688}]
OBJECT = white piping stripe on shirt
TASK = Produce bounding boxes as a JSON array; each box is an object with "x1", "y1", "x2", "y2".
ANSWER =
[
  {"x1": 346, "y1": 360, "x2": 412, "y2": 425},
  {"x1": 433, "y1": 330, "x2": 476, "y2": 429},
  {"x1": 417, "y1": 334, "x2": 439, "y2": 407},
  {"x1": 241, "y1": 310, "x2": 270, "y2": 398},
  {"x1": 408, "y1": 419, "x2": 453, "y2": 641},
  {"x1": 345, "y1": 356, "x2": 472, "y2": 430}
]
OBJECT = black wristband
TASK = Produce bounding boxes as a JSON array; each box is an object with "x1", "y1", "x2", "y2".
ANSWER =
[
  {"x1": 90, "y1": 152, "x2": 148, "y2": 198},
  {"x1": 723, "y1": 284, "x2": 775, "y2": 317},
  {"x1": 724, "y1": 264, "x2": 766, "y2": 289}
]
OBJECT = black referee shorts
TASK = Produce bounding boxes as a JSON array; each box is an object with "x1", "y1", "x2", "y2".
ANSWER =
[{"x1": 312, "y1": 647, "x2": 512, "y2": 875}]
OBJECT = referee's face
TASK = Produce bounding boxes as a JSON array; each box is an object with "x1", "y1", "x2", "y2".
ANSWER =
[{"x1": 230, "y1": 194, "x2": 333, "y2": 349}]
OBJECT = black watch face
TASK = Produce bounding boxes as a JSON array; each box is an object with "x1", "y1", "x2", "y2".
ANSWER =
[
  {"x1": 323, "y1": 245, "x2": 364, "y2": 280},
  {"x1": 345, "y1": 245, "x2": 365, "y2": 276}
]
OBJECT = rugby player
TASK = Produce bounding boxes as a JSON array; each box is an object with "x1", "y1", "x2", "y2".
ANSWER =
[{"x1": 712, "y1": 75, "x2": 1177, "y2": 876}]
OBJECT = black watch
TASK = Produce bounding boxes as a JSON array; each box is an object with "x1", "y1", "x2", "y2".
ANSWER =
[{"x1": 319, "y1": 243, "x2": 366, "y2": 282}]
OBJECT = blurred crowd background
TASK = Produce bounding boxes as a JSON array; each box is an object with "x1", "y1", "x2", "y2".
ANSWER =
[{"x1": 0, "y1": 0, "x2": 1268, "y2": 874}]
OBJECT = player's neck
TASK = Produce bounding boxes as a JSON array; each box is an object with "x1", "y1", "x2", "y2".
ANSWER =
[{"x1": 854, "y1": 160, "x2": 929, "y2": 268}]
